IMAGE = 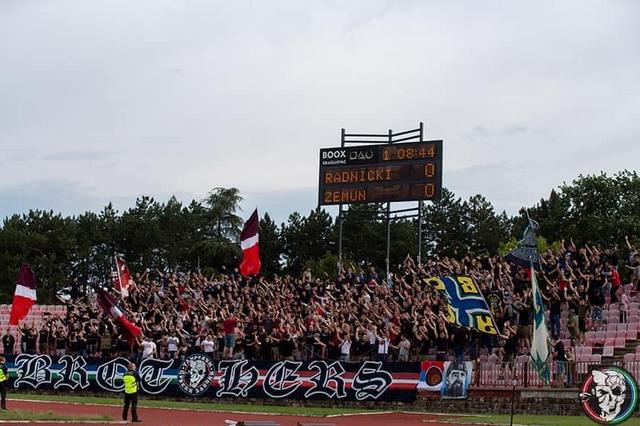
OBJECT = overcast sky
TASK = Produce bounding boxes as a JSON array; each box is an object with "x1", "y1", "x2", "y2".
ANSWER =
[{"x1": 1, "y1": 0, "x2": 639, "y2": 224}]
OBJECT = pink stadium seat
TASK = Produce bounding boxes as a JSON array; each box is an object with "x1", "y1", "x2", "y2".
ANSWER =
[
  {"x1": 606, "y1": 331, "x2": 617, "y2": 340},
  {"x1": 634, "y1": 345, "x2": 640, "y2": 354},
  {"x1": 609, "y1": 316, "x2": 620, "y2": 324},
  {"x1": 604, "y1": 337, "x2": 615, "y2": 347},
  {"x1": 590, "y1": 354, "x2": 602, "y2": 363},
  {"x1": 615, "y1": 338, "x2": 626, "y2": 348},
  {"x1": 585, "y1": 331, "x2": 595, "y2": 341},
  {"x1": 616, "y1": 330, "x2": 627, "y2": 339},
  {"x1": 577, "y1": 354, "x2": 590, "y2": 362},
  {"x1": 626, "y1": 330, "x2": 637, "y2": 340},
  {"x1": 607, "y1": 323, "x2": 618, "y2": 332},
  {"x1": 603, "y1": 346, "x2": 614, "y2": 357},
  {"x1": 617, "y1": 323, "x2": 628, "y2": 332},
  {"x1": 624, "y1": 353, "x2": 635, "y2": 362}
]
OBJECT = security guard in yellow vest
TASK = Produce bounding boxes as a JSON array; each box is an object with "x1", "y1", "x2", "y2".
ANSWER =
[
  {"x1": 0, "y1": 356, "x2": 8, "y2": 410},
  {"x1": 122, "y1": 362, "x2": 141, "y2": 422}
]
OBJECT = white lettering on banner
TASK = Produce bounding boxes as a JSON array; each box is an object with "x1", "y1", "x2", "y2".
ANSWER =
[
  {"x1": 305, "y1": 361, "x2": 346, "y2": 399},
  {"x1": 14, "y1": 354, "x2": 52, "y2": 388},
  {"x1": 139, "y1": 358, "x2": 174, "y2": 395},
  {"x1": 10, "y1": 356, "x2": 406, "y2": 401},
  {"x1": 216, "y1": 360, "x2": 259, "y2": 397},
  {"x1": 54, "y1": 356, "x2": 89, "y2": 390},
  {"x1": 351, "y1": 361, "x2": 393, "y2": 401},
  {"x1": 262, "y1": 361, "x2": 304, "y2": 399}
]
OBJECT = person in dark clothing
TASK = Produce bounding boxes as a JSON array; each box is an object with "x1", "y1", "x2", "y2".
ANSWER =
[
  {"x1": 2, "y1": 330, "x2": 15, "y2": 358},
  {"x1": 122, "y1": 363, "x2": 141, "y2": 422},
  {"x1": 451, "y1": 327, "x2": 469, "y2": 362},
  {"x1": 0, "y1": 356, "x2": 8, "y2": 410}
]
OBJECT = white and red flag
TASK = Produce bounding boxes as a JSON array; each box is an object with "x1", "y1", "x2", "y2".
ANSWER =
[
  {"x1": 9, "y1": 264, "x2": 37, "y2": 326},
  {"x1": 239, "y1": 209, "x2": 261, "y2": 277},
  {"x1": 96, "y1": 287, "x2": 141, "y2": 341},
  {"x1": 112, "y1": 256, "x2": 134, "y2": 297}
]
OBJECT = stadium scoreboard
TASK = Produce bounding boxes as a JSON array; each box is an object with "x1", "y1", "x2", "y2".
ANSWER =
[{"x1": 318, "y1": 140, "x2": 443, "y2": 205}]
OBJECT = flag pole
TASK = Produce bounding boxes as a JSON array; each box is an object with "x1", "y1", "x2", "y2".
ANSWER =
[
  {"x1": 114, "y1": 254, "x2": 123, "y2": 295},
  {"x1": 509, "y1": 364, "x2": 517, "y2": 426}
]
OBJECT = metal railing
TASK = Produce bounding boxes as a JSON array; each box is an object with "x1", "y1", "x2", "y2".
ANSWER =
[{"x1": 473, "y1": 360, "x2": 640, "y2": 389}]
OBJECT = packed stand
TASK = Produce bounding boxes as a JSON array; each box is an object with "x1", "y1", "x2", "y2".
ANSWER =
[{"x1": 4, "y1": 237, "x2": 639, "y2": 376}]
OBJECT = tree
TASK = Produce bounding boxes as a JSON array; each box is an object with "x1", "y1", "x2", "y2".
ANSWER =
[{"x1": 259, "y1": 213, "x2": 283, "y2": 277}]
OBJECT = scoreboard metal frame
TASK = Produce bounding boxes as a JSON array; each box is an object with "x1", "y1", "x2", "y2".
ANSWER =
[{"x1": 318, "y1": 140, "x2": 443, "y2": 206}]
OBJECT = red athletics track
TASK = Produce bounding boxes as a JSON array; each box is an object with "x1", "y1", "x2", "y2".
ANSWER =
[{"x1": 6, "y1": 399, "x2": 469, "y2": 425}]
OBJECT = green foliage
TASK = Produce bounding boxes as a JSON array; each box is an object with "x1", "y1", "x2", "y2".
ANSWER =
[
  {"x1": 306, "y1": 252, "x2": 338, "y2": 280},
  {"x1": 0, "y1": 170, "x2": 638, "y2": 298}
]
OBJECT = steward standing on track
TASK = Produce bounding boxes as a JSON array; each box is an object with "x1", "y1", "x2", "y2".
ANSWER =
[
  {"x1": 0, "y1": 355, "x2": 8, "y2": 410},
  {"x1": 122, "y1": 362, "x2": 141, "y2": 422}
]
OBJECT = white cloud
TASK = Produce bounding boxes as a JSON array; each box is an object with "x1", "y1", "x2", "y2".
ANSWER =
[{"x1": 1, "y1": 0, "x2": 639, "y2": 223}]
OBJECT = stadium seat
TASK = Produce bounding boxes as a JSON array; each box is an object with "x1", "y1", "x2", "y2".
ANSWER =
[
  {"x1": 576, "y1": 346, "x2": 593, "y2": 356},
  {"x1": 614, "y1": 338, "x2": 626, "y2": 348},
  {"x1": 624, "y1": 353, "x2": 635, "y2": 362},
  {"x1": 626, "y1": 330, "x2": 637, "y2": 340},
  {"x1": 633, "y1": 345, "x2": 640, "y2": 354},
  {"x1": 606, "y1": 331, "x2": 617, "y2": 340},
  {"x1": 604, "y1": 337, "x2": 615, "y2": 348},
  {"x1": 617, "y1": 323, "x2": 628, "y2": 332},
  {"x1": 577, "y1": 354, "x2": 590, "y2": 363},
  {"x1": 589, "y1": 354, "x2": 602, "y2": 364},
  {"x1": 603, "y1": 346, "x2": 614, "y2": 357}
]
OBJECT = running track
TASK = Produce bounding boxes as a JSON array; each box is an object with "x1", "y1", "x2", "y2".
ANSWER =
[{"x1": 6, "y1": 399, "x2": 470, "y2": 425}]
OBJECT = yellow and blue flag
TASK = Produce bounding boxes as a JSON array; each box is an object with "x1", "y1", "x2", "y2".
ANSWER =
[{"x1": 422, "y1": 276, "x2": 499, "y2": 335}]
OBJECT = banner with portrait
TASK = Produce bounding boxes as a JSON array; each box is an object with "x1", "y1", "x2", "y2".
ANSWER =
[{"x1": 416, "y1": 360, "x2": 473, "y2": 399}]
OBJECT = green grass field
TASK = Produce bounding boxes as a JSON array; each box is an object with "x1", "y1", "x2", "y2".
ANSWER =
[
  {"x1": 453, "y1": 414, "x2": 640, "y2": 425},
  {"x1": 11, "y1": 392, "x2": 378, "y2": 416},
  {"x1": 11, "y1": 393, "x2": 640, "y2": 424},
  {"x1": 0, "y1": 408, "x2": 111, "y2": 421}
]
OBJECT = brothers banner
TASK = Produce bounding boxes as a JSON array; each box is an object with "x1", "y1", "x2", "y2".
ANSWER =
[{"x1": 7, "y1": 354, "x2": 420, "y2": 402}]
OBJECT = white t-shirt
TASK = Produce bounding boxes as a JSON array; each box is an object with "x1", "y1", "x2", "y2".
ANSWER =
[
  {"x1": 340, "y1": 339, "x2": 351, "y2": 355},
  {"x1": 367, "y1": 330, "x2": 376, "y2": 345},
  {"x1": 399, "y1": 339, "x2": 411, "y2": 357},
  {"x1": 167, "y1": 337, "x2": 179, "y2": 352},
  {"x1": 142, "y1": 341, "x2": 156, "y2": 358},
  {"x1": 202, "y1": 339, "x2": 215, "y2": 353},
  {"x1": 377, "y1": 337, "x2": 389, "y2": 354}
]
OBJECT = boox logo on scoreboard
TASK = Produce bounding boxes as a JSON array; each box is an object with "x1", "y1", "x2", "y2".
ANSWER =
[{"x1": 320, "y1": 147, "x2": 379, "y2": 166}]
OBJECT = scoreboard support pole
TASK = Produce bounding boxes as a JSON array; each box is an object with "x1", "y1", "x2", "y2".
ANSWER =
[
  {"x1": 330, "y1": 122, "x2": 435, "y2": 277},
  {"x1": 417, "y1": 200, "x2": 423, "y2": 266},
  {"x1": 385, "y1": 129, "x2": 393, "y2": 284},
  {"x1": 337, "y1": 128, "x2": 346, "y2": 273}
]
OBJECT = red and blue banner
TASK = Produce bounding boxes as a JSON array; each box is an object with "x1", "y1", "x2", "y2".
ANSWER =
[{"x1": 7, "y1": 355, "x2": 421, "y2": 402}]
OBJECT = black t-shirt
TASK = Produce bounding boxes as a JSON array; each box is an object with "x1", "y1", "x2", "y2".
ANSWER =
[
  {"x1": 279, "y1": 338, "x2": 294, "y2": 357},
  {"x1": 453, "y1": 328, "x2": 468, "y2": 347},
  {"x1": 550, "y1": 299, "x2": 562, "y2": 316},
  {"x1": 2, "y1": 335, "x2": 14, "y2": 352},
  {"x1": 554, "y1": 341, "x2": 566, "y2": 361},
  {"x1": 518, "y1": 303, "x2": 532, "y2": 326},
  {"x1": 436, "y1": 336, "x2": 449, "y2": 352}
]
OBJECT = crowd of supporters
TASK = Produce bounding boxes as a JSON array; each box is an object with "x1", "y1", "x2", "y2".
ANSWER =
[{"x1": 7, "y1": 236, "x2": 640, "y2": 366}]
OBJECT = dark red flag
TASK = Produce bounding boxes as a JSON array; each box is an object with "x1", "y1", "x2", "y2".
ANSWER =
[
  {"x1": 239, "y1": 209, "x2": 261, "y2": 277},
  {"x1": 9, "y1": 264, "x2": 37, "y2": 326},
  {"x1": 112, "y1": 256, "x2": 134, "y2": 297},
  {"x1": 96, "y1": 288, "x2": 141, "y2": 341}
]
